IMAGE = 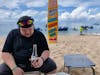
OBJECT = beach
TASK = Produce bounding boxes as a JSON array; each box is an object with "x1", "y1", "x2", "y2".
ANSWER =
[{"x1": 0, "y1": 35, "x2": 100, "y2": 75}]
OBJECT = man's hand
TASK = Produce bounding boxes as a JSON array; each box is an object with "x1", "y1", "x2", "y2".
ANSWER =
[
  {"x1": 31, "y1": 57, "x2": 43, "y2": 68},
  {"x1": 12, "y1": 67, "x2": 24, "y2": 75}
]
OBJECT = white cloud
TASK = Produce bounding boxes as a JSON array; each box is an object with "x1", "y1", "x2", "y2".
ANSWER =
[
  {"x1": 0, "y1": 9, "x2": 11, "y2": 19},
  {"x1": 0, "y1": 8, "x2": 47, "y2": 21},
  {"x1": 0, "y1": 0, "x2": 100, "y2": 28},
  {"x1": 86, "y1": 0, "x2": 100, "y2": 7},
  {"x1": 79, "y1": 11, "x2": 89, "y2": 19},
  {"x1": 0, "y1": 0, "x2": 100, "y2": 10},
  {"x1": 0, "y1": 0, "x2": 19, "y2": 9},
  {"x1": 26, "y1": 0, "x2": 48, "y2": 7},
  {"x1": 0, "y1": 9, "x2": 40, "y2": 23},
  {"x1": 0, "y1": 0, "x2": 48, "y2": 10},
  {"x1": 59, "y1": 12, "x2": 70, "y2": 20},
  {"x1": 94, "y1": 13, "x2": 100, "y2": 20},
  {"x1": 38, "y1": 11, "x2": 47, "y2": 22},
  {"x1": 59, "y1": 6, "x2": 100, "y2": 27},
  {"x1": 58, "y1": 0, "x2": 100, "y2": 7},
  {"x1": 39, "y1": 11, "x2": 47, "y2": 15},
  {"x1": 88, "y1": 8, "x2": 100, "y2": 15},
  {"x1": 70, "y1": 7, "x2": 86, "y2": 19},
  {"x1": 15, "y1": 10, "x2": 39, "y2": 19},
  {"x1": 58, "y1": 0, "x2": 80, "y2": 7}
]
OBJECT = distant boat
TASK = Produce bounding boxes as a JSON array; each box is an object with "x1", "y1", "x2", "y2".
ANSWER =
[
  {"x1": 58, "y1": 27, "x2": 68, "y2": 31},
  {"x1": 93, "y1": 23, "x2": 100, "y2": 26},
  {"x1": 88, "y1": 26, "x2": 93, "y2": 29},
  {"x1": 82, "y1": 26, "x2": 93, "y2": 30}
]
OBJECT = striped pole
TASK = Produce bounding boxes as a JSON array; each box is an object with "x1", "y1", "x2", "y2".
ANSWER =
[{"x1": 48, "y1": 0, "x2": 58, "y2": 44}]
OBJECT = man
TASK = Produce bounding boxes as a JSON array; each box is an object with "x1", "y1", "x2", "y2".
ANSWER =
[{"x1": 0, "y1": 16, "x2": 57, "y2": 75}]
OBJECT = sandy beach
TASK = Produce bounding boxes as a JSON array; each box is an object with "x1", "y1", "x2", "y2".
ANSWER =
[{"x1": 0, "y1": 35, "x2": 100, "y2": 75}]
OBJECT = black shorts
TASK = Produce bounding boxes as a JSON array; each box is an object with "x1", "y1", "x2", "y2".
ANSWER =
[{"x1": 0, "y1": 58, "x2": 57, "y2": 75}]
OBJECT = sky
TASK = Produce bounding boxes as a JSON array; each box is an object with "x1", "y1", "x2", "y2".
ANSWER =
[{"x1": 0, "y1": 0, "x2": 100, "y2": 29}]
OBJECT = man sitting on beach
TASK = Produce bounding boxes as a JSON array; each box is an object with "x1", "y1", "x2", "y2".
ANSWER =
[{"x1": 0, "y1": 16, "x2": 57, "y2": 75}]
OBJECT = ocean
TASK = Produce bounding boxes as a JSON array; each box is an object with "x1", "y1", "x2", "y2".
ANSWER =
[{"x1": 0, "y1": 23, "x2": 100, "y2": 37}]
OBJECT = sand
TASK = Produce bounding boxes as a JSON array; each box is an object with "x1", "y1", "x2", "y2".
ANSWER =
[{"x1": 0, "y1": 35, "x2": 100, "y2": 75}]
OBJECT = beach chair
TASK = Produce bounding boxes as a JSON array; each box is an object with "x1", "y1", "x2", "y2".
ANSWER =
[{"x1": 64, "y1": 54, "x2": 95, "y2": 75}]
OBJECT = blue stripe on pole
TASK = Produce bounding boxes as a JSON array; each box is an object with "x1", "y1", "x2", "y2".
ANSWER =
[{"x1": 48, "y1": 18, "x2": 57, "y2": 22}]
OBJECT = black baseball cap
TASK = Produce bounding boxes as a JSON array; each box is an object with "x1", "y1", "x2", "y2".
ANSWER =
[{"x1": 17, "y1": 16, "x2": 34, "y2": 28}]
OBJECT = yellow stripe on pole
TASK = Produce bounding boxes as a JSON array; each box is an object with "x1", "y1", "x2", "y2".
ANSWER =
[{"x1": 48, "y1": 0, "x2": 58, "y2": 44}]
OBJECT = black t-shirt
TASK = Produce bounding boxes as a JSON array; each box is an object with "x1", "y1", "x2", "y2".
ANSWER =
[{"x1": 2, "y1": 29, "x2": 49, "y2": 64}]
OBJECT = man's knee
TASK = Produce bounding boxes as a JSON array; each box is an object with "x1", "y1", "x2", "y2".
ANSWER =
[
  {"x1": 40, "y1": 58, "x2": 57, "y2": 73},
  {"x1": 47, "y1": 69, "x2": 57, "y2": 74},
  {"x1": 0, "y1": 70, "x2": 4, "y2": 75},
  {"x1": 0, "y1": 68, "x2": 13, "y2": 75},
  {"x1": 0, "y1": 66, "x2": 6, "y2": 75},
  {"x1": 0, "y1": 71, "x2": 7, "y2": 75},
  {"x1": 0, "y1": 63, "x2": 13, "y2": 75}
]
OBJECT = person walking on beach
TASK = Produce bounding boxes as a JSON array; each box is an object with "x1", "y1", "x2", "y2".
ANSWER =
[
  {"x1": 0, "y1": 16, "x2": 57, "y2": 75},
  {"x1": 80, "y1": 26, "x2": 84, "y2": 35}
]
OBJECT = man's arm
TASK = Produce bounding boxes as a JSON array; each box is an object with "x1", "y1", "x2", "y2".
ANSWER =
[
  {"x1": 31, "y1": 32, "x2": 50, "y2": 68},
  {"x1": 40, "y1": 50, "x2": 50, "y2": 61},
  {"x1": 31, "y1": 50, "x2": 50, "y2": 68},
  {"x1": 2, "y1": 52, "x2": 17, "y2": 70},
  {"x1": 2, "y1": 30, "x2": 18, "y2": 70},
  {"x1": 2, "y1": 52, "x2": 24, "y2": 75},
  {"x1": 38, "y1": 32, "x2": 50, "y2": 61}
]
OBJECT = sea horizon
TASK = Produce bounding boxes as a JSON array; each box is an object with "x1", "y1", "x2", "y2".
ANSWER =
[{"x1": 1, "y1": 23, "x2": 100, "y2": 37}]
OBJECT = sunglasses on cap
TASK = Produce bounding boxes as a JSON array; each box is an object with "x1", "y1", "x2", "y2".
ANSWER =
[{"x1": 17, "y1": 19, "x2": 33, "y2": 28}]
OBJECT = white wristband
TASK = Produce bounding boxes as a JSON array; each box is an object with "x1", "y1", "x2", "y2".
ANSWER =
[{"x1": 11, "y1": 66, "x2": 18, "y2": 71}]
